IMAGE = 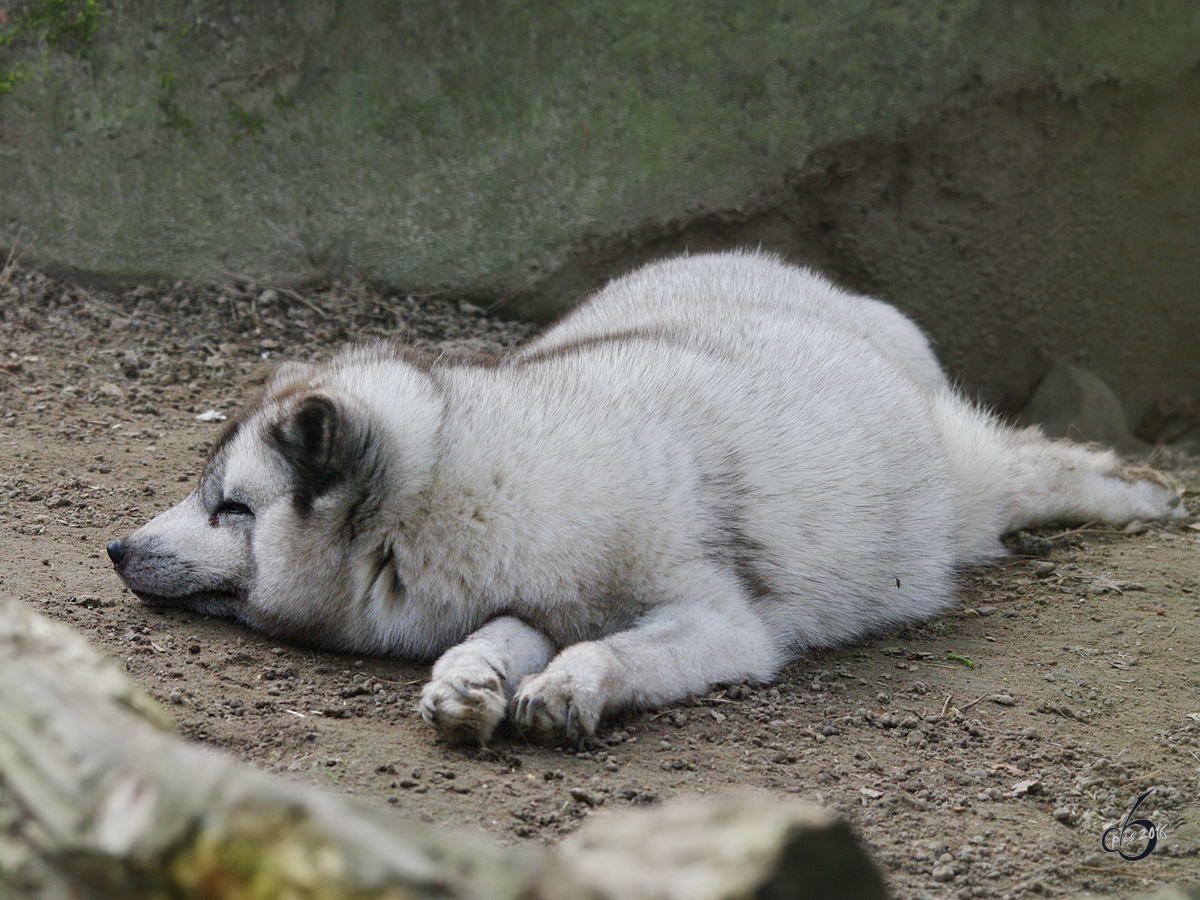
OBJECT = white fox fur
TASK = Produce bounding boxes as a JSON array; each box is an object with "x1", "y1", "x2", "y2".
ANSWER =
[{"x1": 109, "y1": 252, "x2": 1185, "y2": 744}]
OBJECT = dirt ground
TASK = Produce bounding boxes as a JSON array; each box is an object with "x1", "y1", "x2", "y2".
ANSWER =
[{"x1": 2, "y1": 261, "x2": 1199, "y2": 900}]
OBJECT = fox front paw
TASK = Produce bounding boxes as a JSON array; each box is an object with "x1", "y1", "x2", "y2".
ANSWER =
[
  {"x1": 418, "y1": 664, "x2": 508, "y2": 745},
  {"x1": 512, "y1": 668, "x2": 603, "y2": 744}
]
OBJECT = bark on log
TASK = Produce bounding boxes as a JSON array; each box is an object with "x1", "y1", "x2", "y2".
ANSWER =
[{"x1": 0, "y1": 594, "x2": 890, "y2": 899}]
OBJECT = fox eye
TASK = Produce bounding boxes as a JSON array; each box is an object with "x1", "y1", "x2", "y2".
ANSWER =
[{"x1": 214, "y1": 500, "x2": 254, "y2": 519}]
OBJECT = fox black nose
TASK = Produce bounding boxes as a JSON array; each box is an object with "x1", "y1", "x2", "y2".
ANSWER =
[{"x1": 106, "y1": 539, "x2": 125, "y2": 566}]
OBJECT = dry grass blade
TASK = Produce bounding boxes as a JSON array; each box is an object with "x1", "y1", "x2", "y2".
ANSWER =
[{"x1": 0, "y1": 231, "x2": 34, "y2": 292}]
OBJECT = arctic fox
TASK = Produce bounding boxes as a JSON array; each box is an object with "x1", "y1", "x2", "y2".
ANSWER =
[{"x1": 107, "y1": 252, "x2": 1185, "y2": 744}]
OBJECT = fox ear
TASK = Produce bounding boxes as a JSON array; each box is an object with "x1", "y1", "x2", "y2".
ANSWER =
[{"x1": 271, "y1": 395, "x2": 356, "y2": 512}]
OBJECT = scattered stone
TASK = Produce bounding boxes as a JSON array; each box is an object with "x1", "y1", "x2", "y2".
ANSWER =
[
  {"x1": 548, "y1": 796, "x2": 889, "y2": 900},
  {"x1": 930, "y1": 863, "x2": 956, "y2": 883},
  {"x1": 1053, "y1": 807, "x2": 1079, "y2": 826},
  {"x1": 1011, "y1": 779, "x2": 1042, "y2": 797},
  {"x1": 1017, "y1": 360, "x2": 1143, "y2": 454},
  {"x1": 1008, "y1": 531, "x2": 1053, "y2": 558},
  {"x1": 70, "y1": 595, "x2": 116, "y2": 608},
  {"x1": 569, "y1": 787, "x2": 604, "y2": 807}
]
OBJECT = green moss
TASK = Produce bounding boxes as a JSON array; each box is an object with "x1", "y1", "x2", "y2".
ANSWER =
[
  {"x1": 0, "y1": 0, "x2": 105, "y2": 96},
  {"x1": 228, "y1": 101, "x2": 266, "y2": 145},
  {"x1": 21, "y1": 0, "x2": 105, "y2": 56},
  {"x1": 0, "y1": 67, "x2": 24, "y2": 98},
  {"x1": 0, "y1": 1, "x2": 1198, "y2": 291},
  {"x1": 157, "y1": 72, "x2": 195, "y2": 133}
]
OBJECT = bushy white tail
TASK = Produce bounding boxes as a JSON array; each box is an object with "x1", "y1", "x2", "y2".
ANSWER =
[{"x1": 931, "y1": 390, "x2": 1184, "y2": 565}]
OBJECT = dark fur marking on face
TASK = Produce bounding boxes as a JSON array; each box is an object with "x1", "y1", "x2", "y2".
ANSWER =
[
  {"x1": 205, "y1": 400, "x2": 260, "y2": 468},
  {"x1": 268, "y1": 394, "x2": 388, "y2": 517},
  {"x1": 370, "y1": 544, "x2": 405, "y2": 599},
  {"x1": 343, "y1": 483, "x2": 383, "y2": 542},
  {"x1": 268, "y1": 395, "x2": 349, "y2": 514}
]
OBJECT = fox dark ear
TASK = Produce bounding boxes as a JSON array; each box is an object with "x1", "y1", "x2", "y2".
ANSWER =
[{"x1": 271, "y1": 395, "x2": 354, "y2": 513}]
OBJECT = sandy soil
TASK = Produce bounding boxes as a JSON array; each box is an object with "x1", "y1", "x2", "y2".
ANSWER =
[{"x1": 2, "y1": 262, "x2": 1198, "y2": 899}]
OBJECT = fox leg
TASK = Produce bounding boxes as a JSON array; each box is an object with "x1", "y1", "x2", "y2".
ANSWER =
[
  {"x1": 513, "y1": 569, "x2": 782, "y2": 742},
  {"x1": 419, "y1": 616, "x2": 555, "y2": 745}
]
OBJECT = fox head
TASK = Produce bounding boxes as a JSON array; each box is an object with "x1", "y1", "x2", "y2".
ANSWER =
[{"x1": 108, "y1": 352, "x2": 445, "y2": 654}]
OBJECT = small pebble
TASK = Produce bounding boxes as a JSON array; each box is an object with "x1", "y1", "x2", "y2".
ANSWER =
[
  {"x1": 930, "y1": 864, "x2": 956, "y2": 883},
  {"x1": 1011, "y1": 532, "x2": 1053, "y2": 557},
  {"x1": 1053, "y1": 807, "x2": 1078, "y2": 826}
]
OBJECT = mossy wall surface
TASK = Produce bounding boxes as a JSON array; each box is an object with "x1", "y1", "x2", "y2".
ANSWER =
[{"x1": 2, "y1": 1, "x2": 1199, "y2": 412}]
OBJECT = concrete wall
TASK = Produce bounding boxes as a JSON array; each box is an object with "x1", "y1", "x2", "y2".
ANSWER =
[
  {"x1": 2, "y1": 1, "x2": 1199, "y2": 415},
  {"x1": 538, "y1": 67, "x2": 1200, "y2": 423}
]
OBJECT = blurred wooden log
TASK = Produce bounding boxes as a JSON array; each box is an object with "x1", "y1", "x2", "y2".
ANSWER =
[
  {"x1": 0, "y1": 594, "x2": 533, "y2": 899},
  {"x1": 541, "y1": 795, "x2": 890, "y2": 900},
  {"x1": 0, "y1": 593, "x2": 889, "y2": 899}
]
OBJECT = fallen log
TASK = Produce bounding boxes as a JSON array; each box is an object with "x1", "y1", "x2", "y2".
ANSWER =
[{"x1": 0, "y1": 593, "x2": 890, "y2": 899}]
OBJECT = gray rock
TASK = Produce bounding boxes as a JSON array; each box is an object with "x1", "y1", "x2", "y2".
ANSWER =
[
  {"x1": 1017, "y1": 361, "x2": 1144, "y2": 454},
  {"x1": 545, "y1": 795, "x2": 891, "y2": 900}
]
